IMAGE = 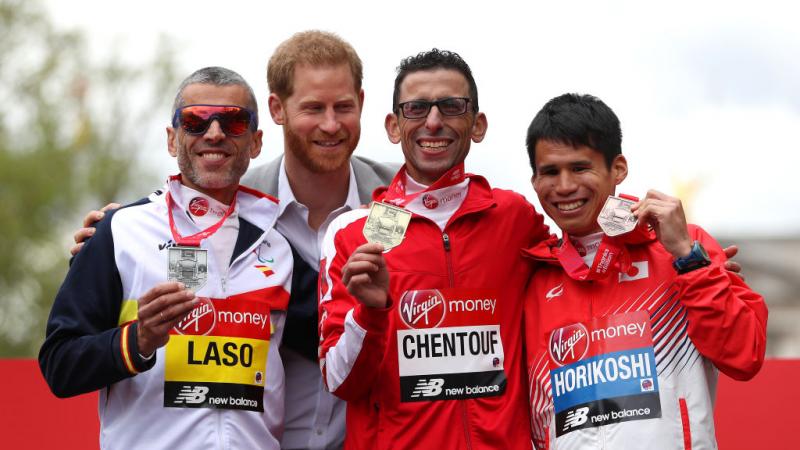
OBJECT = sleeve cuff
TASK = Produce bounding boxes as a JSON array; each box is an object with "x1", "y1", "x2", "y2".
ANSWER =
[
  {"x1": 353, "y1": 298, "x2": 393, "y2": 333},
  {"x1": 120, "y1": 321, "x2": 156, "y2": 374}
]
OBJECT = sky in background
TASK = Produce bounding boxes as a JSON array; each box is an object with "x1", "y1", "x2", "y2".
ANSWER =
[{"x1": 45, "y1": 0, "x2": 800, "y2": 237}]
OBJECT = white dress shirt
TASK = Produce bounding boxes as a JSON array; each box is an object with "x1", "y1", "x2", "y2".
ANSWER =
[{"x1": 276, "y1": 158, "x2": 360, "y2": 450}]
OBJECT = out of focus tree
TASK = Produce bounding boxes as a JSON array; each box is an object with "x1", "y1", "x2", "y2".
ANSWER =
[{"x1": 0, "y1": 0, "x2": 178, "y2": 356}]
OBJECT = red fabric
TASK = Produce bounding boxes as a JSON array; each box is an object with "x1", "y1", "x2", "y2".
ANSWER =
[{"x1": 319, "y1": 175, "x2": 551, "y2": 450}]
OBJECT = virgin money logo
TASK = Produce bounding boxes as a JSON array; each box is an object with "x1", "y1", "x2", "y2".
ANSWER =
[
  {"x1": 175, "y1": 297, "x2": 216, "y2": 335},
  {"x1": 422, "y1": 194, "x2": 439, "y2": 209},
  {"x1": 188, "y1": 197, "x2": 209, "y2": 217},
  {"x1": 549, "y1": 323, "x2": 589, "y2": 366},
  {"x1": 398, "y1": 290, "x2": 446, "y2": 329}
]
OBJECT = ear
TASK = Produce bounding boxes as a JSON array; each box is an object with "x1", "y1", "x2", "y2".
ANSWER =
[
  {"x1": 250, "y1": 130, "x2": 263, "y2": 159},
  {"x1": 470, "y1": 112, "x2": 488, "y2": 143},
  {"x1": 358, "y1": 88, "x2": 365, "y2": 110},
  {"x1": 167, "y1": 126, "x2": 178, "y2": 157},
  {"x1": 611, "y1": 154, "x2": 628, "y2": 186},
  {"x1": 384, "y1": 112, "x2": 402, "y2": 144},
  {"x1": 268, "y1": 93, "x2": 285, "y2": 125}
]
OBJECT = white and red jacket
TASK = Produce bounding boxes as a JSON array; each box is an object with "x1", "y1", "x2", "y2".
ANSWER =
[
  {"x1": 523, "y1": 224, "x2": 768, "y2": 450},
  {"x1": 319, "y1": 167, "x2": 551, "y2": 450}
]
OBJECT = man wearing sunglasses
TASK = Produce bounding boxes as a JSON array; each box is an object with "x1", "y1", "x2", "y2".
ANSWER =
[
  {"x1": 317, "y1": 49, "x2": 552, "y2": 450},
  {"x1": 68, "y1": 31, "x2": 396, "y2": 450},
  {"x1": 40, "y1": 67, "x2": 294, "y2": 449}
]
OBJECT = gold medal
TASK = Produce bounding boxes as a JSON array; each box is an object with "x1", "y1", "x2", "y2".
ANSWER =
[
  {"x1": 168, "y1": 246, "x2": 208, "y2": 290},
  {"x1": 362, "y1": 202, "x2": 412, "y2": 251},
  {"x1": 597, "y1": 195, "x2": 637, "y2": 236}
]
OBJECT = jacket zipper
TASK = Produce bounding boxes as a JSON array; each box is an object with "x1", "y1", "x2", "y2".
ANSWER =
[{"x1": 443, "y1": 232, "x2": 472, "y2": 450}]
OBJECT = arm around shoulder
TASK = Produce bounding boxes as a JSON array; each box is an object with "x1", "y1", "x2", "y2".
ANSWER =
[{"x1": 677, "y1": 225, "x2": 768, "y2": 380}]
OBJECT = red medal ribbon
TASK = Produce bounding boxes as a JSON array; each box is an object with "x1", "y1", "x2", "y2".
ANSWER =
[
  {"x1": 556, "y1": 234, "x2": 632, "y2": 281},
  {"x1": 382, "y1": 163, "x2": 467, "y2": 207},
  {"x1": 165, "y1": 187, "x2": 237, "y2": 247}
]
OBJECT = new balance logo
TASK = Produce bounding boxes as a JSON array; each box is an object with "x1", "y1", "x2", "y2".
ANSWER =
[
  {"x1": 546, "y1": 283, "x2": 564, "y2": 301},
  {"x1": 410, "y1": 378, "x2": 444, "y2": 398},
  {"x1": 563, "y1": 406, "x2": 590, "y2": 431},
  {"x1": 174, "y1": 386, "x2": 209, "y2": 404}
]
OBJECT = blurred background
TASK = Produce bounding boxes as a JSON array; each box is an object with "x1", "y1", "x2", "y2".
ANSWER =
[{"x1": 1, "y1": 0, "x2": 797, "y2": 358}]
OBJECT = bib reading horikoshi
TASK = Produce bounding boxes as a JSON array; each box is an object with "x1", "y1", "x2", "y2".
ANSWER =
[{"x1": 524, "y1": 224, "x2": 768, "y2": 450}]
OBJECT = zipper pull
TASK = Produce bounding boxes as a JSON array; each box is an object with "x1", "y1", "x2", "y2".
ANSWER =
[{"x1": 442, "y1": 233, "x2": 451, "y2": 251}]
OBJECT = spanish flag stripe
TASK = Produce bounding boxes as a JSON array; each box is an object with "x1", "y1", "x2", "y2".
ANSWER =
[{"x1": 120, "y1": 323, "x2": 138, "y2": 375}]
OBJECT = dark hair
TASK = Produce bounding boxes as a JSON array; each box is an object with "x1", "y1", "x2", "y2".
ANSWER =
[
  {"x1": 526, "y1": 93, "x2": 621, "y2": 172},
  {"x1": 392, "y1": 48, "x2": 479, "y2": 113},
  {"x1": 172, "y1": 66, "x2": 258, "y2": 127}
]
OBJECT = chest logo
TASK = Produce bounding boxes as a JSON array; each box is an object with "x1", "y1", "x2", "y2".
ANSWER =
[
  {"x1": 549, "y1": 323, "x2": 589, "y2": 367},
  {"x1": 422, "y1": 194, "x2": 439, "y2": 209},
  {"x1": 398, "y1": 289, "x2": 446, "y2": 329},
  {"x1": 188, "y1": 197, "x2": 209, "y2": 217},
  {"x1": 175, "y1": 297, "x2": 216, "y2": 335},
  {"x1": 546, "y1": 283, "x2": 565, "y2": 301}
]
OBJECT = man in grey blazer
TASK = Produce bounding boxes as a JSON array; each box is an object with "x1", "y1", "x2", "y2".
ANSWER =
[
  {"x1": 242, "y1": 31, "x2": 397, "y2": 450},
  {"x1": 71, "y1": 31, "x2": 396, "y2": 450}
]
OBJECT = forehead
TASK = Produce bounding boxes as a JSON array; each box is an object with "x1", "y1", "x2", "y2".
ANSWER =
[
  {"x1": 398, "y1": 69, "x2": 470, "y2": 101},
  {"x1": 181, "y1": 83, "x2": 251, "y2": 107},
  {"x1": 534, "y1": 140, "x2": 605, "y2": 167},
  {"x1": 290, "y1": 63, "x2": 359, "y2": 100}
]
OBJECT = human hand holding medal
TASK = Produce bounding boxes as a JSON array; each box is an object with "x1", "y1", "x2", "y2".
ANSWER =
[
  {"x1": 597, "y1": 195, "x2": 638, "y2": 237},
  {"x1": 362, "y1": 201, "x2": 412, "y2": 252}
]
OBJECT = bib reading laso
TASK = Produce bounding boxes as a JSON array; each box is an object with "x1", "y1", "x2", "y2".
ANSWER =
[
  {"x1": 164, "y1": 293, "x2": 275, "y2": 412},
  {"x1": 396, "y1": 288, "x2": 505, "y2": 402},
  {"x1": 548, "y1": 310, "x2": 661, "y2": 436}
]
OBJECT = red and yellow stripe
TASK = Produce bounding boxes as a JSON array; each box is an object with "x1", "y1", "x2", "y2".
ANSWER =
[{"x1": 120, "y1": 323, "x2": 138, "y2": 375}]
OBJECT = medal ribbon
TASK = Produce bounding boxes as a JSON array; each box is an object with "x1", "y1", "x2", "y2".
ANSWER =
[
  {"x1": 165, "y1": 188, "x2": 237, "y2": 247},
  {"x1": 556, "y1": 234, "x2": 631, "y2": 281},
  {"x1": 382, "y1": 163, "x2": 467, "y2": 207}
]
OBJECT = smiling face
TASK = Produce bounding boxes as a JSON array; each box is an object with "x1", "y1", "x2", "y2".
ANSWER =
[
  {"x1": 532, "y1": 139, "x2": 627, "y2": 237},
  {"x1": 385, "y1": 69, "x2": 487, "y2": 185},
  {"x1": 167, "y1": 83, "x2": 262, "y2": 204},
  {"x1": 269, "y1": 63, "x2": 363, "y2": 174}
]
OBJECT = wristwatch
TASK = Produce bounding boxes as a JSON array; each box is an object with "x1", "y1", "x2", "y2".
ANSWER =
[{"x1": 672, "y1": 240, "x2": 711, "y2": 274}]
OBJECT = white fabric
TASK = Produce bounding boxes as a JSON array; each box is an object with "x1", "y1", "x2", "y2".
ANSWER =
[{"x1": 276, "y1": 157, "x2": 360, "y2": 450}]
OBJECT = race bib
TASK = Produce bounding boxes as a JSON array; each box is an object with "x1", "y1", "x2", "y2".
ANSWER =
[
  {"x1": 396, "y1": 288, "x2": 505, "y2": 402},
  {"x1": 163, "y1": 296, "x2": 272, "y2": 412},
  {"x1": 548, "y1": 310, "x2": 661, "y2": 436}
]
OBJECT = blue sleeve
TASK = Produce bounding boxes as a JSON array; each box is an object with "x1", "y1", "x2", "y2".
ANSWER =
[{"x1": 38, "y1": 206, "x2": 155, "y2": 398}]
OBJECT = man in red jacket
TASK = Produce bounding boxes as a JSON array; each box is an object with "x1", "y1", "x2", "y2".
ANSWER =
[
  {"x1": 523, "y1": 93, "x2": 768, "y2": 449},
  {"x1": 318, "y1": 49, "x2": 551, "y2": 449}
]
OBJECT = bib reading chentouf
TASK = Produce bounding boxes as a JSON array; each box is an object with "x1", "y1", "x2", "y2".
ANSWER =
[
  {"x1": 548, "y1": 310, "x2": 661, "y2": 436},
  {"x1": 396, "y1": 288, "x2": 505, "y2": 402},
  {"x1": 163, "y1": 295, "x2": 273, "y2": 412}
]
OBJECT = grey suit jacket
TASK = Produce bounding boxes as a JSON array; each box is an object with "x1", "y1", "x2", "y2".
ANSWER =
[
  {"x1": 240, "y1": 154, "x2": 398, "y2": 361},
  {"x1": 242, "y1": 154, "x2": 399, "y2": 204}
]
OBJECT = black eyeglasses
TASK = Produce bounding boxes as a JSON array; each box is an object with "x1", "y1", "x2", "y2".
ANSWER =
[{"x1": 397, "y1": 97, "x2": 471, "y2": 119}]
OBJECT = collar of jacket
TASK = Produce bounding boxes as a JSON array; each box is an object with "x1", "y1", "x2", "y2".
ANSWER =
[{"x1": 372, "y1": 170, "x2": 497, "y2": 221}]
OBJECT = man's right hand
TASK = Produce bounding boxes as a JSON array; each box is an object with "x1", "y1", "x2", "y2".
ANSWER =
[
  {"x1": 70, "y1": 203, "x2": 121, "y2": 256},
  {"x1": 342, "y1": 242, "x2": 390, "y2": 309},
  {"x1": 136, "y1": 281, "x2": 197, "y2": 357}
]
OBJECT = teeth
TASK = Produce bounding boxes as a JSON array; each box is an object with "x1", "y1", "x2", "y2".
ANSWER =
[
  {"x1": 200, "y1": 152, "x2": 226, "y2": 160},
  {"x1": 420, "y1": 141, "x2": 449, "y2": 148},
  {"x1": 315, "y1": 140, "x2": 341, "y2": 147},
  {"x1": 557, "y1": 200, "x2": 586, "y2": 211}
]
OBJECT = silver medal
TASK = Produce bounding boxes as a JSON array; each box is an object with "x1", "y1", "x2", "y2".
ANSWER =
[
  {"x1": 168, "y1": 246, "x2": 208, "y2": 290},
  {"x1": 597, "y1": 195, "x2": 637, "y2": 236}
]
